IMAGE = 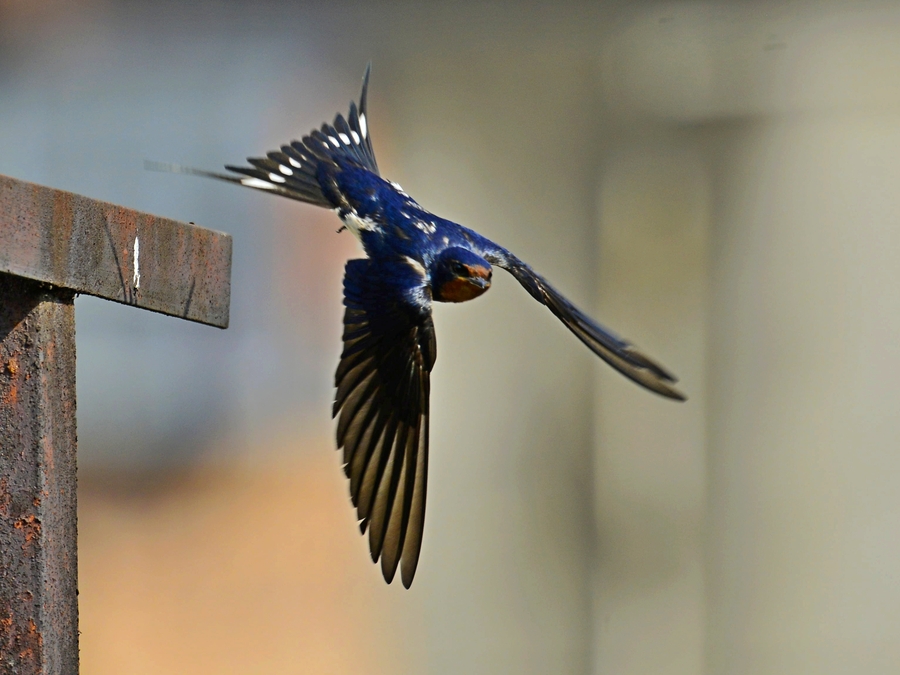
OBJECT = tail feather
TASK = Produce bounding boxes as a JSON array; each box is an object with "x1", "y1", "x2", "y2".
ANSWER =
[
  {"x1": 266, "y1": 150, "x2": 317, "y2": 181},
  {"x1": 143, "y1": 161, "x2": 318, "y2": 203},
  {"x1": 244, "y1": 156, "x2": 329, "y2": 204}
]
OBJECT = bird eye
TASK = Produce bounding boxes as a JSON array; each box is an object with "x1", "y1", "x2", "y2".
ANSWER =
[{"x1": 450, "y1": 261, "x2": 468, "y2": 276}]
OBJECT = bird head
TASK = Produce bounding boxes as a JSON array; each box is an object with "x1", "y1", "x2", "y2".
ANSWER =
[{"x1": 432, "y1": 247, "x2": 492, "y2": 303}]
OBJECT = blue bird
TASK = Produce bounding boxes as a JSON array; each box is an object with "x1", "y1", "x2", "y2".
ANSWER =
[{"x1": 154, "y1": 65, "x2": 685, "y2": 588}]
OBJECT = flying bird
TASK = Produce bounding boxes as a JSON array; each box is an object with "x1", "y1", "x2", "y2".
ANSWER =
[{"x1": 151, "y1": 65, "x2": 685, "y2": 589}]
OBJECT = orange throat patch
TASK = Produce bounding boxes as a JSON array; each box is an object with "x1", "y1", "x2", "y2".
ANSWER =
[{"x1": 437, "y1": 277, "x2": 490, "y2": 303}]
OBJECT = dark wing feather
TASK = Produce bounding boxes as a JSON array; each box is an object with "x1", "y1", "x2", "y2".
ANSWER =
[
  {"x1": 335, "y1": 258, "x2": 435, "y2": 588},
  {"x1": 486, "y1": 249, "x2": 686, "y2": 401}
]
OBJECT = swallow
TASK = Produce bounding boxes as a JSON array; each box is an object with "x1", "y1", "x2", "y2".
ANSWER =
[{"x1": 151, "y1": 64, "x2": 685, "y2": 588}]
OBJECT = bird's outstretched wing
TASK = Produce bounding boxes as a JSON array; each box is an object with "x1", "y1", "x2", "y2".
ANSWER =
[
  {"x1": 334, "y1": 258, "x2": 436, "y2": 587},
  {"x1": 485, "y1": 250, "x2": 686, "y2": 401},
  {"x1": 146, "y1": 64, "x2": 379, "y2": 206}
]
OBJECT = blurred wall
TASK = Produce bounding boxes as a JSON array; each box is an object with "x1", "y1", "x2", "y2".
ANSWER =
[
  {"x1": 600, "y1": 3, "x2": 900, "y2": 674},
  {"x1": 3, "y1": 1, "x2": 900, "y2": 674}
]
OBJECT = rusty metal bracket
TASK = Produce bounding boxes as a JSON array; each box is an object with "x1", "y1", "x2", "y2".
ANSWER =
[
  {"x1": 0, "y1": 174, "x2": 232, "y2": 328},
  {"x1": 0, "y1": 174, "x2": 232, "y2": 674}
]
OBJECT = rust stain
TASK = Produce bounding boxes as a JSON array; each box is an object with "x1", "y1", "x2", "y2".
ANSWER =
[
  {"x1": 14, "y1": 515, "x2": 42, "y2": 545},
  {"x1": 1, "y1": 383, "x2": 17, "y2": 406},
  {"x1": 27, "y1": 620, "x2": 42, "y2": 649},
  {"x1": 1, "y1": 356, "x2": 19, "y2": 405}
]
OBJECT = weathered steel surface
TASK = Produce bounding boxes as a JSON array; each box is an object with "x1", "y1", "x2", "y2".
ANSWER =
[
  {"x1": 0, "y1": 174, "x2": 232, "y2": 328},
  {"x1": 0, "y1": 274, "x2": 78, "y2": 675}
]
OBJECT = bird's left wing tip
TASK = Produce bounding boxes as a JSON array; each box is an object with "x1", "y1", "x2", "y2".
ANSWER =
[{"x1": 490, "y1": 248, "x2": 688, "y2": 401}]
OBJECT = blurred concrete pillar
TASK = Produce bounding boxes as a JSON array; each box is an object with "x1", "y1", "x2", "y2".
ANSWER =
[
  {"x1": 708, "y1": 113, "x2": 900, "y2": 674},
  {"x1": 599, "y1": 3, "x2": 900, "y2": 674},
  {"x1": 592, "y1": 133, "x2": 710, "y2": 675}
]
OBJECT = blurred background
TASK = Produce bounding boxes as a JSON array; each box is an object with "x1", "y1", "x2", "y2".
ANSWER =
[{"x1": 2, "y1": 0, "x2": 900, "y2": 673}]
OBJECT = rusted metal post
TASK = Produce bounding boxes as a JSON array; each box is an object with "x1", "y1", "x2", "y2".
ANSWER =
[
  {"x1": 0, "y1": 276, "x2": 78, "y2": 675},
  {"x1": 0, "y1": 174, "x2": 232, "y2": 674}
]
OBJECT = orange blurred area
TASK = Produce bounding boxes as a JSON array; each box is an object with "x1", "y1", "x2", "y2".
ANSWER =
[{"x1": 78, "y1": 434, "x2": 414, "y2": 675}]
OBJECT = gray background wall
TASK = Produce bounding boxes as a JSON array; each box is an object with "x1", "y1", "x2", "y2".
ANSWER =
[{"x1": 2, "y1": 1, "x2": 899, "y2": 673}]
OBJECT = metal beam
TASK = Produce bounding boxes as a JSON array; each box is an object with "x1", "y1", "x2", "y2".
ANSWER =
[{"x1": 0, "y1": 174, "x2": 232, "y2": 329}]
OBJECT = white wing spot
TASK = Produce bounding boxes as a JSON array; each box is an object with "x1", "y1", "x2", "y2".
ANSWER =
[
  {"x1": 414, "y1": 220, "x2": 437, "y2": 235},
  {"x1": 328, "y1": 136, "x2": 340, "y2": 147},
  {"x1": 350, "y1": 130, "x2": 360, "y2": 144},
  {"x1": 288, "y1": 157, "x2": 302, "y2": 168},
  {"x1": 278, "y1": 164, "x2": 293, "y2": 175},
  {"x1": 342, "y1": 211, "x2": 382, "y2": 241},
  {"x1": 389, "y1": 181, "x2": 411, "y2": 198},
  {"x1": 132, "y1": 237, "x2": 140, "y2": 289},
  {"x1": 338, "y1": 133, "x2": 351, "y2": 145},
  {"x1": 359, "y1": 113, "x2": 368, "y2": 138},
  {"x1": 241, "y1": 178, "x2": 276, "y2": 190},
  {"x1": 268, "y1": 173, "x2": 286, "y2": 183},
  {"x1": 404, "y1": 256, "x2": 427, "y2": 278},
  {"x1": 443, "y1": 236, "x2": 449, "y2": 245}
]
